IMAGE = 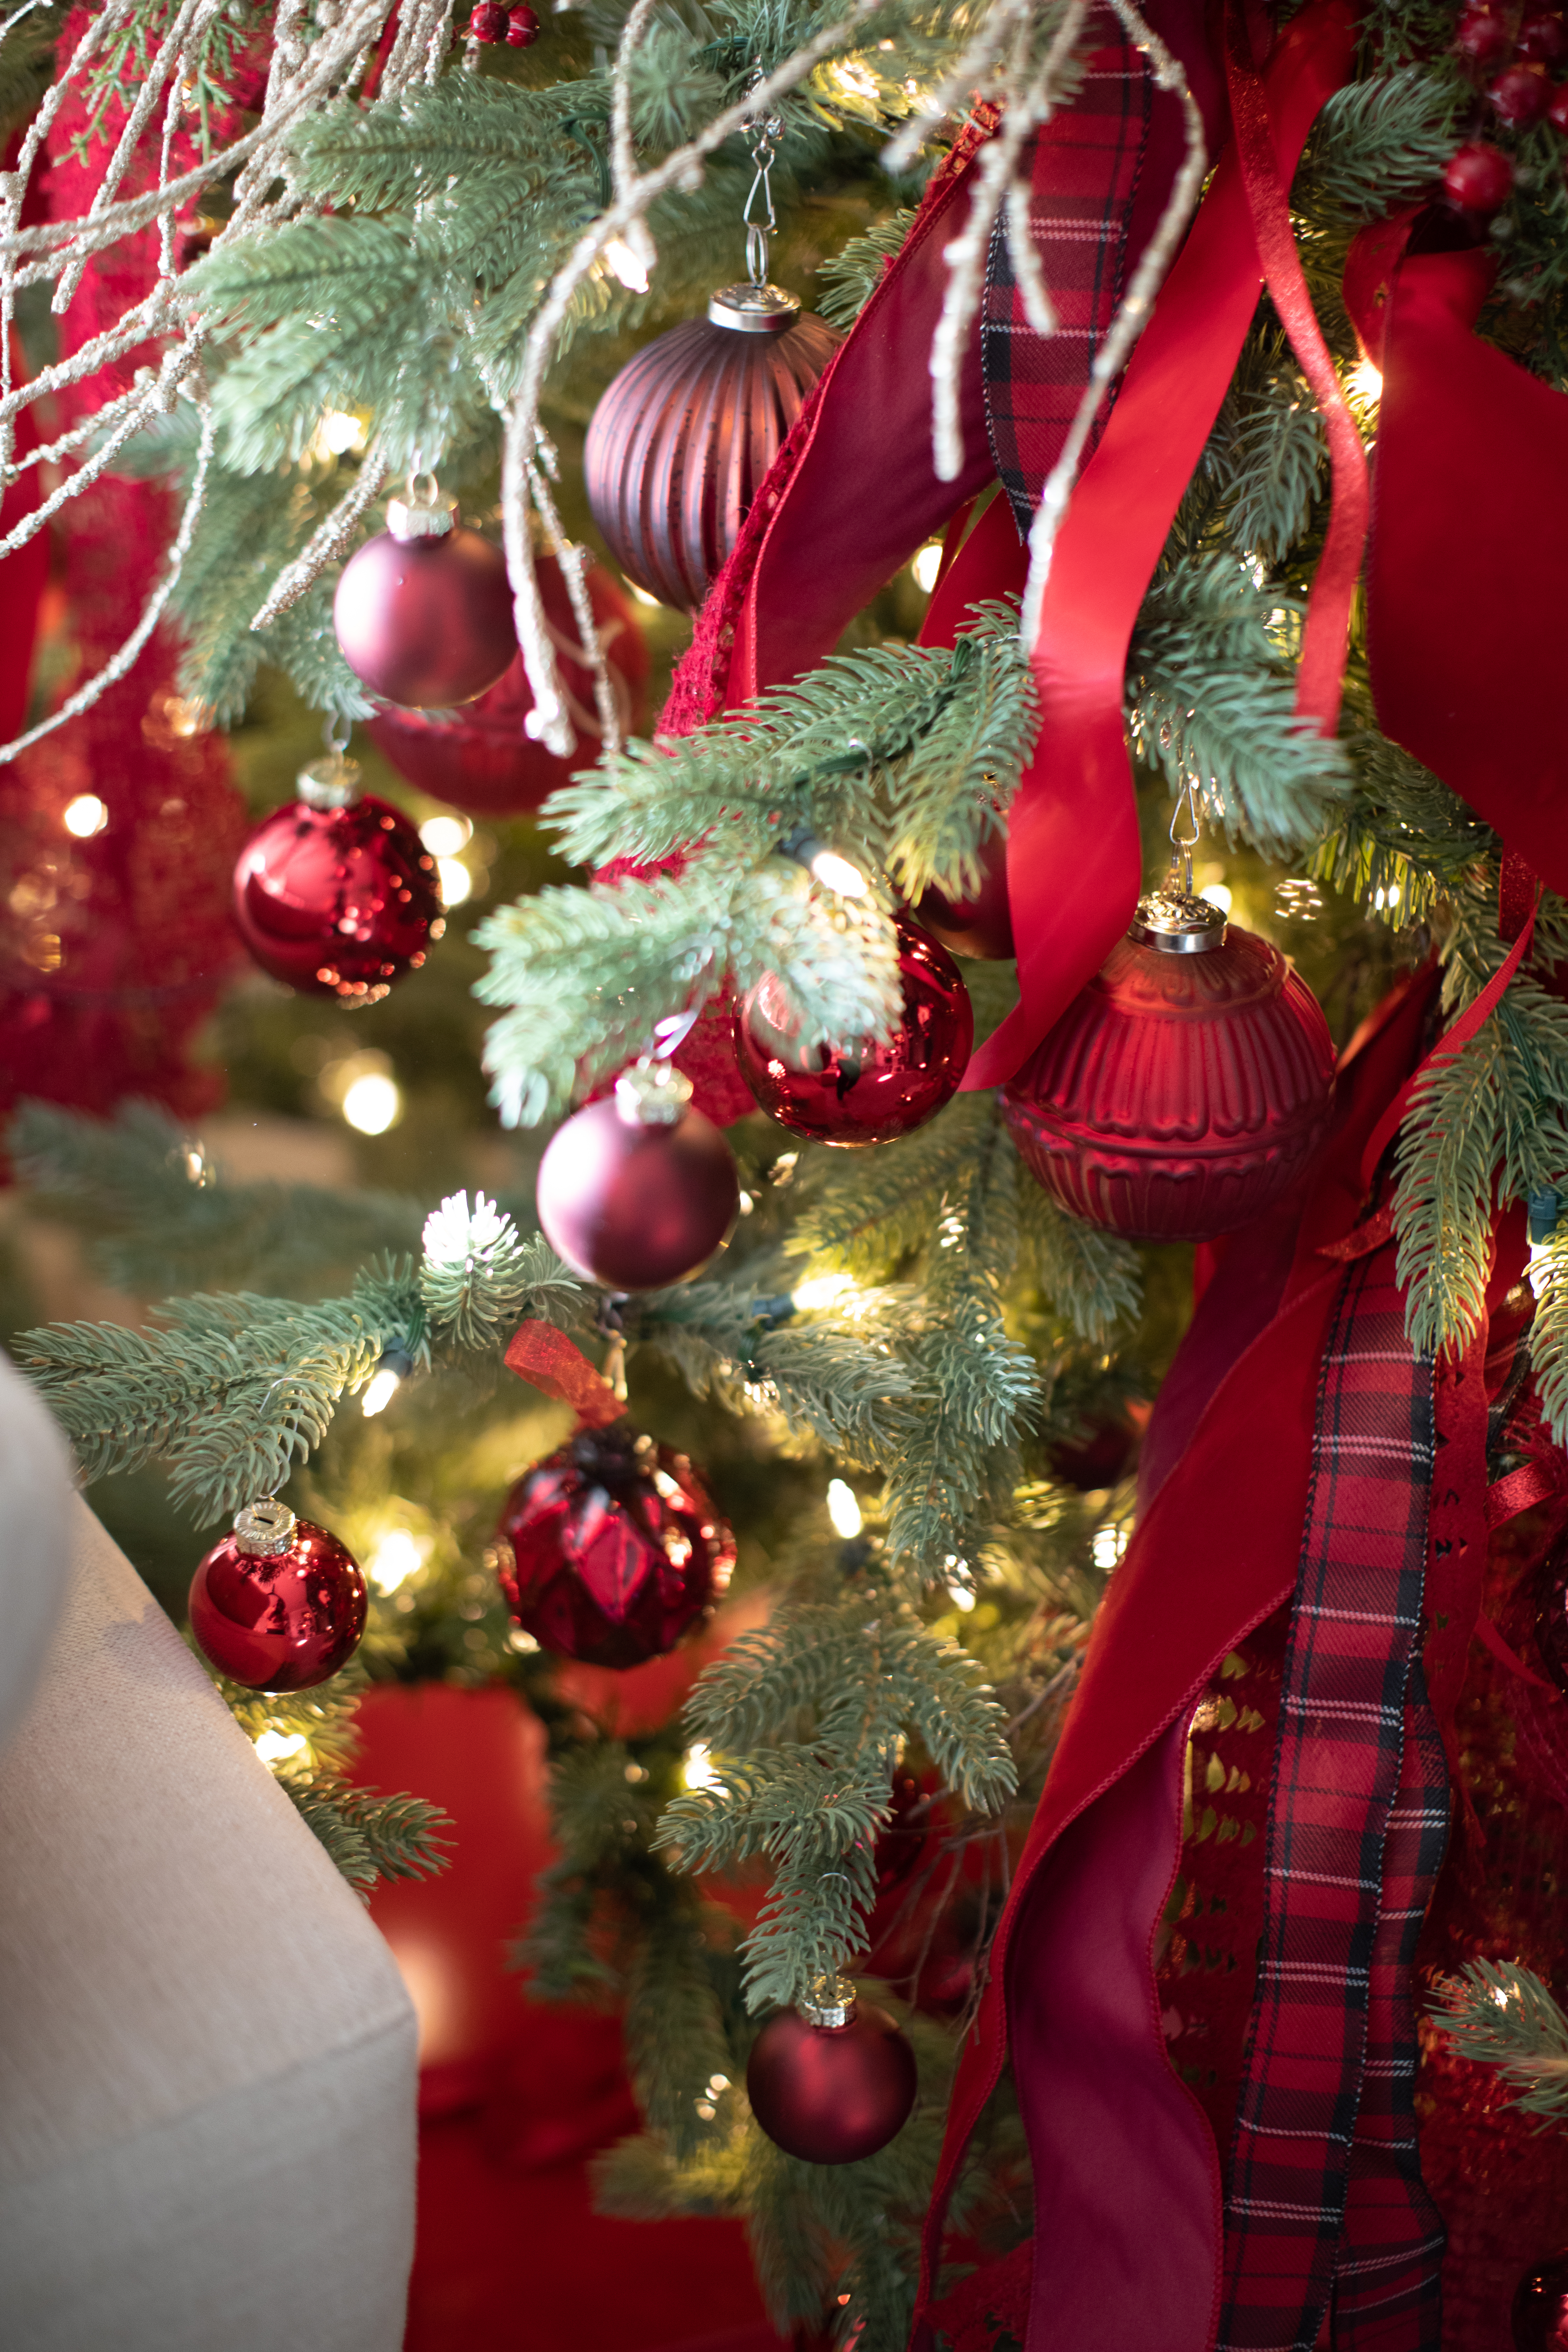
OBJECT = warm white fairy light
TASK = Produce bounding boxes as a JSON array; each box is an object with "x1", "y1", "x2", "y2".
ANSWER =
[
  {"x1": 683, "y1": 1742, "x2": 718, "y2": 1790},
  {"x1": 419, "y1": 814, "x2": 472, "y2": 858},
  {"x1": 1199, "y1": 882, "x2": 1232, "y2": 915},
  {"x1": 826, "y1": 1478, "x2": 862, "y2": 1539},
  {"x1": 314, "y1": 407, "x2": 368, "y2": 456},
  {"x1": 436, "y1": 856, "x2": 473, "y2": 906},
  {"x1": 254, "y1": 1729, "x2": 308, "y2": 1764},
  {"x1": 368, "y1": 1527, "x2": 426, "y2": 1591},
  {"x1": 62, "y1": 793, "x2": 108, "y2": 837},
  {"x1": 360, "y1": 1365, "x2": 404, "y2": 1418},
  {"x1": 1092, "y1": 1523, "x2": 1129, "y2": 1569},
  {"x1": 910, "y1": 543, "x2": 943, "y2": 593},
  {"x1": 791, "y1": 1271, "x2": 857, "y2": 1313},
  {"x1": 1347, "y1": 358, "x2": 1383, "y2": 408},
  {"x1": 809, "y1": 847, "x2": 869, "y2": 899},
  {"x1": 603, "y1": 235, "x2": 650, "y2": 291},
  {"x1": 341, "y1": 1070, "x2": 402, "y2": 1135}
]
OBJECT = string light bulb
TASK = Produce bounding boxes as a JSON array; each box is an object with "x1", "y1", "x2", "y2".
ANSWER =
[
  {"x1": 368, "y1": 1527, "x2": 426, "y2": 1591},
  {"x1": 361, "y1": 1346, "x2": 414, "y2": 1418},
  {"x1": 911, "y1": 543, "x2": 942, "y2": 593},
  {"x1": 254, "y1": 1729, "x2": 307, "y2": 1765},
  {"x1": 63, "y1": 793, "x2": 108, "y2": 837},
  {"x1": 603, "y1": 236, "x2": 650, "y2": 292},
  {"x1": 683, "y1": 1742, "x2": 718, "y2": 1790},
  {"x1": 826, "y1": 1478, "x2": 863, "y2": 1539}
]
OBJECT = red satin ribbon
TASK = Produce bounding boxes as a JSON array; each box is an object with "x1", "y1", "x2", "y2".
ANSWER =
[
  {"x1": 963, "y1": 0, "x2": 1357, "y2": 1091},
  {"x1": 503, "y1": 1322, "x2": 623, "y2": 1429}
]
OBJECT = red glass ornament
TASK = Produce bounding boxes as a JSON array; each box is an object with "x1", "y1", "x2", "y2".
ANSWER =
[
  {"x1": 584, "y1": 285, "x2": 839, "y2": 612},
  {"x1": 1514, "y1": 2249, "x2": 1568, "y2": 2351},
  {"x1": 364, "y1": 558, "x2": 648, "y2": 819},
  {"x1": 1455, "y1": 8, "x2": 1512, "y2": 63},
  {"x1": 189, "y1": 1500, "x2": 367, "y2": 1692},
  {"x1": 536, "y1": 1068, "x2": 740, "y2": 1290},
  {"x1": 333, "y1": 493, "x2": 516, "y2": 709},
  {"x1": 915, "y1": 832, "x2": 1015, "y2": 960},
  {"x1": 1492, "y1": 61, "x2": 1552, "y2": 121},
  {"x1": 746, "y1": 1989, "x2": 917, "y2": 2164},
  {"x1": 1002, "y1": 891, "x2": 1335, "y2": 1242},
  {"x1": 734, "y1": 915, "x2": 973, "y2": 1147},
  {"x1": 232, "y1": 764, "x2": 443, "y2": 1003},
  {"x1": 1519, "y1": 12, "x2": 1567, "y2": 61},
  {"x1": 469, "y1": 2, "x2": 507, "y2": 37},
  {"x1": 1549, "y1": 83, "x2": 1568, "y2": 129},
  {"x1": 494, "y1": 1424, "x2": 734, "y2": 1668},
  {"x1": 505, "y1": 3, "x2": 539, "y2": 42},
  {"x1": 1445, "y1": 140, "x2": 1516, "y2": 210}
]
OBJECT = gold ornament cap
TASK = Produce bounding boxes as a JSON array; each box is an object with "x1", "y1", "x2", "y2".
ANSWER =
[
  {"x1": 1127, "y1": 889, "x2": 1228, "y2": 955},
  {"x1": 296, "y1": 755, "x2": 362, "y2": 811},
  {"x1": 799, "y1": 1972, "x2": 857, "y2": 2030},
  {"x1": 234, "y1": 1498, "x2": 299, "y2": 1556},
  {"x1": 707, "y1": 283, "x2": 800, "y2": 334}
]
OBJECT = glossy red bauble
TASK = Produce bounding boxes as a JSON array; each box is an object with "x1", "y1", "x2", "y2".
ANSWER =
[
  {"x1": 365, "y1": 558, "x2": 648, "y2": 819},
  {"x1": 536, "y1": 1084, "x2": 740, "y2": 1290},
  {"x1": 734, "y1": 916, "x2": 973, "y2": 1147},
  {"x1": 1455, "y1": 7, "x2": 1512, "y2": 62},
  {"x1": 505, "y1": 3, "x2": 539, "y2": 41},
  {"x1": 1491, "y1": 61, "x2": 1552, "y2": 121},
  {"x1": 746, "y1": 2000, "x2": 917, "y2": 2164},
  {"x1": 1002, "y1": 897, "x2": 1335, "y2": 1242},
  {"x1": 469, "y1": 2, "x2": 507, "y2": 37},
  {"x1": 584, "y1": 289, "x2": 839, "y2": 612},
  {"x1": 189, "y1": 1503, "x2": 367, "y2": 1692},
  {"x1": 494, "y1": 1425, "x2": 734, "y2": 1668},
  {"x1": 915, "y1": 832, "x2": 1015, "y2": 960},
  {"x1": 1518, "y1": 12, "x2": 1567, "y2": 61},
  {"x1": 233, "y1": 786, "x2": 443, "y2": 1003},
  {"x1": 1444, "y1": 140, "x2": 1516, "y2": 210},
  {"x1": 1512, "y1": 2249, "x2": 1568, "y2": 2351},
  {"x1": 1549, "y1": 83, "x2": 1568, "y2": 129},
  {"x1": 334, "y1": 524, "x2": 516, "y2": 709}
]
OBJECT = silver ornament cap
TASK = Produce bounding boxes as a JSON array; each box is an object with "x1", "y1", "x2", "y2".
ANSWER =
[
  {"x1": 233, "y1": 1498, "x2": 299, "y2": 1556},
  {"x1": 707, "y1": 282, "x2": 800, "y2": 334}
]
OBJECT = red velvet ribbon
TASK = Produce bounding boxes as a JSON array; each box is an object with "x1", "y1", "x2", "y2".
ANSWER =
[
  {"x1": 503, "y1": 1322, "x2": 623, "y2": 1429},
  {"x1": 962, "y1": 0, "x2": 1357, "y2": 1091}
]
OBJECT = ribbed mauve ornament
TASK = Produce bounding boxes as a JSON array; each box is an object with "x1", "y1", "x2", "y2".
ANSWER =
[
  {"x1": 584, "y1": 282, "x2": 839, "y2": 613},
  {"x1": 1003, "y1": 890, "x2": 1336, "y2": 1242}
]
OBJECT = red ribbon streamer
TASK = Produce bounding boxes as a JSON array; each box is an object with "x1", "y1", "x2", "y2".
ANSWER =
[
  {"x1": 963, "y1": 0, "x2": 1357, "y2": 1092},
  {"x1": 503, "y1": 1322, "x2": 623, "y2": 1429}
]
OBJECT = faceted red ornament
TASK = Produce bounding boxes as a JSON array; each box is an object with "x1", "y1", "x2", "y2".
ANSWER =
[
  {"x1": 1003, "y1": 891, "x2": 1335, "y2": 1242},
  {"x1": 505, "y1": 3, "x2": 539, "y2": 42},
  {"x1": 536, "y1": 1065, "x2": 740, "y2": 1290},
  {"x1": 469, "y1": 1, "x2": 507, "y2": 38},
  {"x1": 584, "y1": 284, "x2": 839, "y2": 612},
  {"x1": 1444, "y1": 140, "x2": 1516, "y2": 209},
  {"x1": 1455, "y1": 7, "x2": 1512, "y2": 62},
  {"x1": 494, "y1": 1424, "x2": 734, "y2": 1668},
  {"x1": 916, "y1": 832, "x2": 1015, "y2": 960},
  {"x1": 333, "y1": 491, "x2": 516, "y2": 709},
  {"x1": 1518, "y1": 11, "x2": 1567, "y2": 61},
  {"x1": 189, "y1": 1500, "x2": 367, "y2": 1692},
  {"x1": 1513, "y1": 2249, "x2": 1568, "y2": 2351},
  {"x1": 734, "y1": 915, "x2": 973, "y2": 1147},
  {"x1": 365, "y1": 557, "x2": 648, "y2": 819},
  {"x1": 746, "y1": 1987, "x2": 917, "y2": 2164},
  {"x1": 1491, "y1": 61, "x2": 1552, "y2": 121},
  {"x1": 232, "y1": 762, "x2": 443, "y2": 1003}
]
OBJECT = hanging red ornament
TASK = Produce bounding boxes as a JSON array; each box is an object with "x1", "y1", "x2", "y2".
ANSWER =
[
  {"x1": 364, "y1": 556, "x2": 648, "y2": 819},
  {"x1": 536, "y1": 1060, "x2": 740, "y2": 1290},
  {"x1": 1491, "y1": 61, "x2": 1552, "y2": 121},
  {"x1": 232, "y1": 753, "x2": 444, "y2": 1004},
  {"x1": 1513, "y1": 2249, "x2": 1568, "y2": 2351},
  {"x1": 333, "y1": 483, "x2": 516, "y2": 709},
  {"x1": 734, "y1": 913, "x2": 973, "y2": 1146},
  {"x1": 504, "y1": 4, "x2": 540, "y2": 42},
  {"x1": 468, "y1": 0, "x2": 507, "y2": 35},
  {"x1": 1444, "y1": 140, "x2": 1516, "y2": 210},
  {"x1": 584, "y1": 281, "x2": 839, "y2": 613},
  {"x1": 1003, "y1": 890, "x2": 1335, "y2": 1242},
  {"x1": 915, "y1": 831, "x2": 1015, "y2": 960},
  {"x1": 746, "y1": 1979, "x2": 917, "y2": 2165},
  {"x1": 493, "y1": 1423, "x2": 734, "y2": 1668},
  {"x1": 1518, "y1": 12, "x2": 1567, "y2": 61},
  {"x1": 189, "y1": 1498, "x2": 367, "y2": 1693}
]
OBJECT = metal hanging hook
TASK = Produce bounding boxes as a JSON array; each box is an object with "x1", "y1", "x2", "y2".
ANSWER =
[
  {"x1": 740, "y1": 65, "x2": 784, "y2": 288},
  {"x1": 1167, "y1": 779, "x2": 1203, "y2": 897}
]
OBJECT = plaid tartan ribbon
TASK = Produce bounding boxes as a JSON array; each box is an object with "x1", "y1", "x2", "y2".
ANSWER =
[
  {"x1": 982, "y1": 18, "x2": 1155, "y2": 536},
  {"x1": 1219, "y1": 1241, "x2": 1448, "y2": 2350}
]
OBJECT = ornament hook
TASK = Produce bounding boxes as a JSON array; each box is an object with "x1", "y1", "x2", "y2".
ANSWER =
[
  {"x1": 1167, "y1": 779, "x2": 1203, "y2": 897},
  {"x1": 740, "y1": 66, "x2": 784, "y2": 289}
]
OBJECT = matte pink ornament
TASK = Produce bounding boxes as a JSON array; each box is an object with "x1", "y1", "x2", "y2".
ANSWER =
[
  {"x1": 333, "y1": 494, "x2": 516, "y2": 709},
  {"x1": 494, "y1": 1425, "x2": 733, "y2": 1667},
  {"x1": 746, "y1": 1986, "x2": 917, "y2": 2165},
  {"x1": 536, "y1": 1067, "x2": 740, "y2": 1291},
  {"x1": 189, "y1": 1500, "x2": 366, "y2": 1692},
  {"x1": 1003, "y1": 891, "x2": 1335, "y2": 1241}
]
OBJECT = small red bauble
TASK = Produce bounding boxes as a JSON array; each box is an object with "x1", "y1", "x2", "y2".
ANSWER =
[
  {"x1": 494, "y1": 1424, "x2": 734, "y2": 1667},
  {"x1": 1513, "y1": 2249, "x2": 1568, "y2": 2351},
  {"x1": 536, "y1": 1063, "x2": 740, "y2": 1290},
  {"x1": 1444, "y1": 140, "x2": 1516, "y2": 210},
  {"x1": 334, "y1": 489, "x2": 516, "y2": 710},
  {"x1": 1455, "y1": 8, "x2": 1512, "y2": 63},
  {"x1": 365, "y1": 558, "x2": 648, "y2": 819},
  {"x1": 189, "y1": 1499, "x2": 367, "y2": 1692},
  {"x1": 469, "y1": 2, "x2": 507, "y2": 37},
  {"x1": 505, "y1": 3, "x2": 539, "y2": 42},
  {"x1": 915, "y1": 832, "x2": 1015, "y2": 961},
  {"x1": 746, "y1": 1982, "x2": 917, "y2": 2164},
  {"x1": 1002, "y1": 891, "x2": 1335, "y2": 1242},
  {"x1": 584, "y1": 284, "x2": 838, "y2": 612},
  {"x1": 232, "y1": 758, "x2": 443, "y2": 1003},
  {"x1": 1519, "y1": 12, "x2": 1567, "y2": 61},
  {"x1": 1549, "y1": 83, "x2": 1568, "y2": 130},
  {"x1": 734, "y1": 914, "x2": 973, "y2": 1147},
  {"x1": 1491, "y1": 61, "x2": 1552, "y2": 121}
]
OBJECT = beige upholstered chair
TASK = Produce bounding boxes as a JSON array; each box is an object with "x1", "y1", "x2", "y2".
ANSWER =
[{"x1": 0, "y1": 1413, "x2": 418, "y2": 2352}]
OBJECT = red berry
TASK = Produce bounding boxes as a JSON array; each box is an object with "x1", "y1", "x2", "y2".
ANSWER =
[
  {"x1": 1549, "y1": 80, "x2": 1568, "y2": 127},
  {"x1": 504, "y1": 3, "x2": 540, "y2": 42},
  {"x1": 469, "y1": 1, "x2": 507, "y2": 37},
  {"x1": 1444, "y1": 139, "x2": 1517, "y2": 210},
  {"x1": 1491, "y1": 61, "x2": 1551, "y2": 120},
  {"x1": 1456, "y1": 8, "x2": 1512, "y2": 63},
  {"x1": 1519, "y1": 11, "x2": 1568, "y2": 59}
]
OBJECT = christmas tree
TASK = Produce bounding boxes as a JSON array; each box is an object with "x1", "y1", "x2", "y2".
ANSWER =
[{"x1": 7, "y1": 0, "x2": 1568, "y2": 2343}]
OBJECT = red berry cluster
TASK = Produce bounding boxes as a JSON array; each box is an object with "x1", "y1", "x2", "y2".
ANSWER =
[
  {"x1": 467, "y1": 1, "x2": 539, "y2": 44},
  {"x1": 1444, "y1": 6, "x2": 1568, "y2": 212}
]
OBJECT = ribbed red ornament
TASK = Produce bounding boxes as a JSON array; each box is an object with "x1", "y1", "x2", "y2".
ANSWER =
[
  {"x1": 1003, "y1": 896, "x2": 1335, "y2": 1241},
  {"x1": 584, "y1": 287, "x2": 839, "y2": 612}
]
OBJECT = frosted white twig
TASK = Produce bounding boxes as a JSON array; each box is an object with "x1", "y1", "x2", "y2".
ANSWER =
[{"x1": 250, "y1": 443, "x2": 392, "y2": 629}]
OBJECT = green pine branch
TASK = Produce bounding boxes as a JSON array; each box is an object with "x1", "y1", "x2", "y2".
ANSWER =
[
  {"x1": 1301, "y1": 64, "x2": 1463, "y2": 223},
  {"x1": 283, "y1": 1776, "x2": 454, "y2": 1897},
  {"x1": 817, "y1": 205, "x2": 918, "y2": 327},
  {"x1": 1431, "y1": 1959, "x2": 1568, "y2": 2122}
]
